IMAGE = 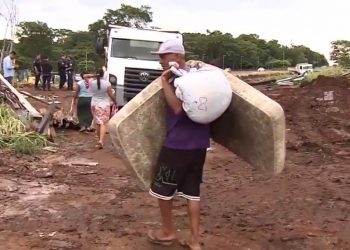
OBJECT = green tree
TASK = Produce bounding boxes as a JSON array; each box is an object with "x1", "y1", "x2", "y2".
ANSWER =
[
  {"x1": 330, "y1": 40, "x2": 350, "y2": 67},
  {"x1": 15, "y1": 21, "x2": 54, "y2": 68},
  {"x1": 88, "y1": 4, "x2": 153, "y2": 36},
  {"x1": 266, "y1": 59, "x2": 291, "y2": 68},
  {"x1": 55, "y1": 31, "x2": 104, "y2": 72},
  {"x1": 52, "y1": 28, "x2": 73, "y2": 45},
  {"x1": 183, "y1": 31, "x2": 328, "y2": 69}
]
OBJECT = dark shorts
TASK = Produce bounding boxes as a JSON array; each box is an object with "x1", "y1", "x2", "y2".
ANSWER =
[
  {"x1": 149, "y1": 147, "x2": 206, "y2": 201},
  {"x1": 5, "y1": 76, "x2": 13, "y2": 85}
]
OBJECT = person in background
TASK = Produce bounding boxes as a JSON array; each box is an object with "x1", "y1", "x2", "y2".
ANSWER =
[
  {"x1": 66, "y1": 56, "x2": 74, "y2": 91},
  {"x1": 70, "y1": 71, "x2": 94, "y2": 132},
  {"x1": 2, "y1": 51, "x2": 17, "y2": 85},
  {"x1": 32, "y1": 53, "x2": 42, "y2": 90},
  {"x1": 90, "y1": 69, "x2": 117, "y2": 149},
  {"x1": 41, "y1": 57, "x2": 53, "y2": 91},
  {"x1": 58, "y1": 55, "x2": 67, "y2": 90},
  {"x1": 102, "y1": 66, "x2": 117, "y2": 119}
]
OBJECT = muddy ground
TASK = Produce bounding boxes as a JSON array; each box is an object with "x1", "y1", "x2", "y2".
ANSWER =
[{"x1": 0, "y1": 76, "x2": 350, "y2": 250}]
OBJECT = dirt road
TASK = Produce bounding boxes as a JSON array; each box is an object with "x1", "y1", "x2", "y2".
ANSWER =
[{"x1": 0, "y1": 77, "x2": 349, "y2": 250}]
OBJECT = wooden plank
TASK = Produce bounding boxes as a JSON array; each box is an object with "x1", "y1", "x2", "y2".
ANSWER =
[
  {"x1": 0, "y1": 73, "x2": 42, "y2": 118},
  {"x1": 37, "y1": 103, "x2": 56, "y2": 134},
  {"x1": 19, "y1": 91, "x2": 60, "y2": 110}
]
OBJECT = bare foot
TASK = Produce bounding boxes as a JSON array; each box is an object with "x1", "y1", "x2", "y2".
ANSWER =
[
  {"x1": 95, "y1": 141, "x2": 103, "y2": 149},
  {"x1": 179, "y1": 238, "x2": 202, "y2": 250},
  {"x1": 147, "y1": 229, "x2": 177, "y2": 246}
]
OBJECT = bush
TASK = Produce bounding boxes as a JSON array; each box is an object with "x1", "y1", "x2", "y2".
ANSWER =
[
  {"x1": 0, "y1": 104, "x2": 48, "y2": 154},
  {"x1": 303, "y1": 66, "x2": 348, "y2": 83}
]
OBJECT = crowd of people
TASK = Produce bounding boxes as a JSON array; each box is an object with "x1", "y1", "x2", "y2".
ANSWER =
[
  {"x1": 2, "y1": 51, "x2": 117, "y2": 149},
  {"x1": 32, "y1": 53, "x2": 75, "y2": 91},
  {"x1": 1, "y1": 51, "x2": 75, "y2": 91}
]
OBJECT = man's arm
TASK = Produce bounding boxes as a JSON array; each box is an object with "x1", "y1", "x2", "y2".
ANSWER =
[
  {"x1": 161, "y1": 69, "x2": 182, "y2": 115},
  {"x1": 33, "y1": 61, "x2": 39, "y2": 74}
]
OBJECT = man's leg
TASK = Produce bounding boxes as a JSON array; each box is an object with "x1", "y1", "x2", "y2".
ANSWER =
[
  {"x1": 47, "y1": 75, "x2": 51, "y2": 91},
  {"x1": 34, "y1": 74, "x2": 40, "y2": 90},
  {"x1": 179, "y1": 149, "x2": 206, "y2": 250},
  {"x1": 157, "y1": 199, "x2": 176, "y2": 239},
  {"x1": 42, "y1": 75, "x2": 47, "y2": 90},
  {"x1": 5, "y1": 76, "x2": 13, "y2": 85},
  {"x1": 148, "y1": 147, "x2": 180, "y2": 243},
  {"x1": 59, "y1": 72, "x2": 65, "y2": 89},
  {"x1": 67, "y1": 74, "x2": 73, "y2": 90},
  {"x1": 186, "y1": 200, "x2": 201, "y2": 250}
]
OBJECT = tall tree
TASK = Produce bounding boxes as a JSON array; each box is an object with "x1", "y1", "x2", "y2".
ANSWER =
[
  {"x1": 184, "y1": 31, "x2": 328, "y2": 69},
  {"x1": 330, "y1": 40, "x2": 350, "y2": 67},
  {"x1": 57, "y1": 31, "x2": 104, "y2": 72},
  {"x1": 15, "y1": 21, "x2": 53, "y2": 68},
  {"x1": 52, "y1": 28, "x2": 73, "y2": 45},
  {"x1": 88, "y1": 4, "x2": 153, "y2": 36}
]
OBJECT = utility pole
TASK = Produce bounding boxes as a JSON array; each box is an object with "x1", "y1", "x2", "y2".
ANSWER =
[
  {"x1": 0, "y1": 0, "x2": 17, "y2": 73},
  {"x1": 222, "y1": 54, "x2": 226, "y2": 69},
  {"x1": 202, "y1": 54, "x2": 206, "y2": 62},
  {"x1": 282, "y1": 49, "x2": 285, "y2": 69},
  {"x1": 85, "y1": 50, "x2": 88, "y2": 71},
  {"x1": 240, "y1": 56, "x2": 243, "y2": 70}
]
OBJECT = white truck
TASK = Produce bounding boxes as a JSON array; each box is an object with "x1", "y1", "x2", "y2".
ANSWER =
[
  {"x1": 288, "y1": 63, "x2": 313, "y2": 75},
  {"x1": 97, "y1": 25, "x2": 182, "y2": 107}
]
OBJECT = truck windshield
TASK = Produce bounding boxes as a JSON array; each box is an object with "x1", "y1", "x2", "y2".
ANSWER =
[{"x1": 111, "y1": 38, "x2": 161, "y2": 61}]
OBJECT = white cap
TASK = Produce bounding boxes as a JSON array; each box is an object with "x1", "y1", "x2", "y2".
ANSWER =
[{"x1": 151, "y1": 38, "x2": 185, "y2": 55}]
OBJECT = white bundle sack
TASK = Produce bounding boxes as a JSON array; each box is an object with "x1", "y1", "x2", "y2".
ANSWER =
[{"x1": 174, "y1": 67, "x2": 232, "y2": 124}]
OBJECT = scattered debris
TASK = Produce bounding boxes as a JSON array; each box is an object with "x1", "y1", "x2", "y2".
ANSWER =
[
  {"x1": 19, "y1": 91, "x2": 60, "y2": 110},
  {"x1": 0, "y1": 74, "x2": 41, "y2": 118},
  {"x1": 0, "y1": 179, "x2": 18, "y2": 192},
  {"x1": 323, "y1": 91, "x2": 334, "y2": 101},
  {"x1": 34, "y1": 168, "x2": 54, "y2": 178},
  {"x1": 326, "y1": 107, "x2": 341, "y2": 113},
  {"x1": 77, "y1": 170, "x2": 98, "y2": 175},
  {"x1": 43, "y1": 146, "x2": 59, "y2": 153},
  {"x1": 60, "y1": 160, "x2": 99, "y2": 167}
]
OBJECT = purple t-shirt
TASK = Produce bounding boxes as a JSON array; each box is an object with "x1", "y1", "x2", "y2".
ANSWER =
[{"x1": 163, "y1": 78, "x2": 210, "y2": 150}]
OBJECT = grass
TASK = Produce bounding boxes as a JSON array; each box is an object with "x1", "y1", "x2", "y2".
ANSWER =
[
  {"x1": 0, "y1": 104, "x2": 48, "y2": 155},
  {"x1": 8, "y1": 133, "x2": 48, "y2": 155},
  {"x1": 303, "y1": 66, "x2": 348, "y2": 83}
]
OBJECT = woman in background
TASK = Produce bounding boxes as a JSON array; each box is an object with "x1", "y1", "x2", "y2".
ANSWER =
[
  {"x1": 90, "y1": 69, "x2": 117, "y2": 149},
  {"x1": 70, "y1": 71, "x2": 94, "y2": 132}
]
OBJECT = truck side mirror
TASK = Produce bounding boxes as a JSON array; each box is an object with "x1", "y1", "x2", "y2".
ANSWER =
[{"x1": 96, "y1": 37, "x2": 105, "y2": 54}]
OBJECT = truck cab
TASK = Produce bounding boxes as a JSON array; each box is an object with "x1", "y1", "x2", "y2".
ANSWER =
[
  {"x1": 296, "y1": 63, "x2": 313, "y2": 75},
  {"x1": 288, "y1": 63, "x2": 313, "y2": 75},
  {"x1": 97, "y1": 25, "x2": 182, "y2": 107}
]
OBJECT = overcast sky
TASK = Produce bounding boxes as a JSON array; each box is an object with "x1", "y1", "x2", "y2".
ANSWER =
[{"x1": 0, "y1": 0, "x2": 349, "y2": 60}]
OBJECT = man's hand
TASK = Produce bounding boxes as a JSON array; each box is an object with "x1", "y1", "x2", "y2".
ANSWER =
[
  {"x1": 186, "y1": 60, "x2": 205, "y2": 69},
  {"x1": 161, "y1": 69, "x2": 173, "y2": 83},
  {"x1": 161, "y1": 69, "x2": 182, "y2": 114}
]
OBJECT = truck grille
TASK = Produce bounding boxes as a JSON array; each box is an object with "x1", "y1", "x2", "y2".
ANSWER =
[{"x1": 124, "y1": 67, "x2": 162, "y2": 100}]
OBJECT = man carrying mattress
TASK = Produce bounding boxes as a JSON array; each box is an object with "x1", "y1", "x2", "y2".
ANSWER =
[{"x1": 147, "y1": 38, "x2": 209, "y2": 250}]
